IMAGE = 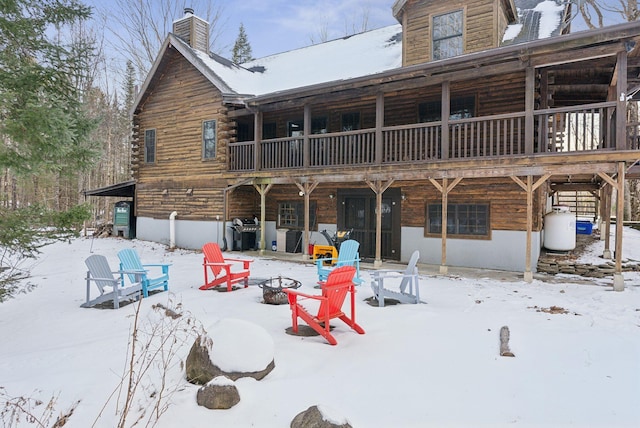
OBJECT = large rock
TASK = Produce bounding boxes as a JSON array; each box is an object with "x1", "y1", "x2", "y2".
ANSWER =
[
  {"x1": 196, "y1": 376, "x2": 240, "y2": 410},
  {"x1": 185, "y1": 318, "x2": 275, "y2": 385},
  {"x1": 291, "y1": 405, "x2": 353, "y2": 428}
]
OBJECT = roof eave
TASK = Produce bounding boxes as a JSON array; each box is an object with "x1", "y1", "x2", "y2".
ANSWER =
[
  {"x1": 130, "y1": 34, "x2": 238, "y2": 118},
  {"x1": 391, "y1": 0, "x2": 407, "y2": 23}
]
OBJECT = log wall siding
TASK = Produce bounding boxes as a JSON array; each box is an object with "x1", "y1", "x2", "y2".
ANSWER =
[
  {"x1": 256, "y1": 98, "x2": 379, "y2": 138},
  {"x1": 398, "y1": 177, "x2": 543, "y2": 231},
  {"x1": 384, "y1": 72, "x2": 525, "y2": 127},
  {"x1": 402, "y1": 0, "x2": 507, "y2": 67},
  {"x1": 237, "y1": 72, "x2": 527, "y2": 137},
  {"x1": 132, "y1": 49, "x2": 231, "y2": 219},
  {"x1": 256, "y1": 178, "x2": 542, "y2": 233}
]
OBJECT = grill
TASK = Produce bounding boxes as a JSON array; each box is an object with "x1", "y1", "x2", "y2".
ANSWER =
[{"x1": 230, "y1": 218, "x2": 259, "y2": 251}]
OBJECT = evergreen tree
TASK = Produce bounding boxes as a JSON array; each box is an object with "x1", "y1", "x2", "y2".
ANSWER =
[
  {"x1": 232, "y1": 23, "x2": 253, "y2": 64},
  {"x1": 0, "y1": 0, "x2": 95, "y2": 299},
  {"x1": 0, "y1": 0, "x2": 97, "y2": 174}
]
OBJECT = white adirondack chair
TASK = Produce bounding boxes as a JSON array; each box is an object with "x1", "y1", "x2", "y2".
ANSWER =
[
  {"x1": 370, "y1": 250, "x2": 421, "y2": 307},
  {"x1": 82, "y1": 254, "x2": 142, "y2": 309}
]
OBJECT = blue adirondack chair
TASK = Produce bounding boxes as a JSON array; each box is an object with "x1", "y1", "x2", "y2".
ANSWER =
[
  {"x1": 316, "y1": 239, "x2": 363, "y2": 285},
  {"x1": 117, "y1": 248, "x2": 170, "y2": 297}
]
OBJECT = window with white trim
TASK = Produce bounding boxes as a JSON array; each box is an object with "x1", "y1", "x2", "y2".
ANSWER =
[
  {"x1": 144, "y1": 129, "x2": 156, "y2": 163},
  {"x1": 433, "y1": 10, "x2": 463, "y2": 60},
  {"x1": 202, "y1": 119, "x2": 216, "y2": 159}
]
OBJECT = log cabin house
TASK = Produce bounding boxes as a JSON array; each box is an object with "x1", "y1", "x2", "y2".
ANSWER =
[{"x1": 130, "y1": 0, "x2": 640, "y2": 290}]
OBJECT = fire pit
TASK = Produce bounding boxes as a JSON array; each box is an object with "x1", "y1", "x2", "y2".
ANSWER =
[{"x1": 258, "y1": 276, "x2": 301, "y2": 305}]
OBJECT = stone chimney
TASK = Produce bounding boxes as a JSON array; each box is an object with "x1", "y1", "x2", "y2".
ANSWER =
[{"x1": 172, "y1": 8, "x2": 209, "y2": 53}]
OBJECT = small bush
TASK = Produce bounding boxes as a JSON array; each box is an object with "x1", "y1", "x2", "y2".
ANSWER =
[{"x1": 0, "y1": 204, "x2": 92, "y2": 302}]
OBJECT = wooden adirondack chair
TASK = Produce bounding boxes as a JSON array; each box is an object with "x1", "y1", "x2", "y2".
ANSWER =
[
  {"x1": 199, "y1": 242, "x2": 253, "y2": 292},
  {"x1": 82, "y1": 254, "x2": 142, "y2": 309},
  {"x1": 117, "y1": 248, "x2": 170, "y2": 297},
  {"x1": 316, "y1": 239, "x2": 363, "y2": 285},
  {"x1": 370, "y1": 250, "x2": 421, "y2": 307},
  {"x1": 284, "y1": 265, "x2": 365, "y2": 345}
]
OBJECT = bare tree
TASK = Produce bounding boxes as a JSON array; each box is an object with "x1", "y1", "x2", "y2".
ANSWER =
[
  {"x1": 577, "y1": 0, "x2": 639, "y2": 29},
  {"x1": 309, "y1": 6, "x2": 372, "y2": 45},
  {"x1": 309, "y1": 21, "x2": 330, "y2": 44},
  {"x1": 98, "y1": 0, "x2": 227, "y2": 80},
  {"x1": 343, "y1": 5, "x2": 371, "y2": 36}
]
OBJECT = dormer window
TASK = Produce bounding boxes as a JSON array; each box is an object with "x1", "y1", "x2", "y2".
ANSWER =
[{"x1": 432, "y1": 10, "x2": 463, "y2": 60}]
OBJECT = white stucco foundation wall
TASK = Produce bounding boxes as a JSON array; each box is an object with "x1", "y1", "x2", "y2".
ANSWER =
[
  {"x1": 136, "y1": 217, "x2": 224, "y2": 250},
  {"x1": 401, "y1": 227, "x2": 541, "y2": 272},
  {"x1": 136, "y1": 217, "x2": 283, "y2": 251},
  {"x1": 137, "y1": 218, "x2": 540, "y2": 272}
]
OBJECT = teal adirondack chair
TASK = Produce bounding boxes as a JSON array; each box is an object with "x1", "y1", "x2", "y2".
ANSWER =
[
  {"x1": 370, "y1": 250, "x2": 421, "y2": 307},
  {"x1": 82, "y1": 254, "x2": 142, "y2": 309},
  {"x1": 118, "y1": 248, "x2": 170, "y2": 297},
  {"x1": 316, "y1": 239, "x2": 363, "y2": 285}
]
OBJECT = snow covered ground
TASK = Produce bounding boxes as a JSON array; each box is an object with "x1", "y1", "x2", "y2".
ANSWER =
[{"x1": 1, "y1": 228, "x2": 639, "y2": 427}]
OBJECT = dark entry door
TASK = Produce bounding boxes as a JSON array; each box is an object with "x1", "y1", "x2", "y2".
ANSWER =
[{"x1": 338, "y1": 188, "x2": 401, "y2": 260}]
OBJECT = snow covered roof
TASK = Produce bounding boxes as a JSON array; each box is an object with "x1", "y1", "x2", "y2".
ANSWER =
[
  {"x1": 503, "y1": 0, "x2": 567, "y2": 44},
  {"x1": 183, "y1": 24, "x2": 403, "y2": 97},
  {"x1": 133, "y1": 0, "x2": 567, "y2": 111}
]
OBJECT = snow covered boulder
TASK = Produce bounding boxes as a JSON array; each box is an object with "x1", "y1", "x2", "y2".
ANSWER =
[
  {"x1": 196, "y1": 376, "x2": 240, "y2": 410},
  {"x1": 185, "y1": 318, "x2": 275, "y2": 385},
  {"x1": 291, "y1": 405, "x2": 353, "y2": 428}
]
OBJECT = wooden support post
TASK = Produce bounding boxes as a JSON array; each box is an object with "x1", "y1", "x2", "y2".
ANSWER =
[
  {"x1": 441, "y1": 81, "x2": 450, "y2": 160},
  {"x1": 511, "y1": 174, "x2": 550, "y2": 283},
  {"x1": 253, "y1": 183, "x2": 273, "y2": 255},
  {"x1": 614, "y1": 162, "x2": 625, "y2": 291},
  {"x1": 303, "y1": 104, "x2": 310, "y2": 168},
  {"x1": 375, "y1": 92, "x2": 384, "y2": 165},
  {"x1": 525, "y1": 67, "x2": 534, "y2": 155},
  {"x1": 365, "y1": 179, "x2": 394, "y2": 267},
  {"x1": 616, "y1": 50, "x2": 627, "y2": 150},
  {"x1": 429, "y1": 177, "x2": 462, "y2": 274},
  {"x1": 254, "y1": 112, "x2": 262, "y2": 171},
  {"x1": 603, "y1": 184, "x2": 612, "y2": 255},
  {"x1": 598, "y1": 167, "x2": 625, "y2": 291},
  {"x1": 295, "y1": 181, "x2": 318, "y2": 260}
]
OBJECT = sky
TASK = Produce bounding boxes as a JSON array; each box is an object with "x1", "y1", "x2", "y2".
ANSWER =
[
  {"x1": 0, "y1": 225, "x2": 639, "y2": 426},
  {"x1": 221, "y1": 0, "x2": 399, "y2": 58}
]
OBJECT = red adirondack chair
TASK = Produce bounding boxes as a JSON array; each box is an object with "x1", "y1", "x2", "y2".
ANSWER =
[
  {"x1": 199, "y1": 242, "x2": 253, "y2": 292},
  {"x1": 283, "y1": 265, "x2": 365, "y2": 345}
]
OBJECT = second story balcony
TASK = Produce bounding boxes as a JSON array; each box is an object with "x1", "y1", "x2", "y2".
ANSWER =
[{"x1": 229, "y1": 101, "x2": 637, "y2": 174}]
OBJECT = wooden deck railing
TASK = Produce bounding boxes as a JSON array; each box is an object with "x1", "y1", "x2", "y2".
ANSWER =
[
  {"x1": 534, "y1": 102, "x2": 615, "y2": 153},
  {"x1": 228, "y1": 101, "x2": 625, "y2": 172},
  {"x1": 309, "y1": 130, "x2": 376, "y2": 167}
]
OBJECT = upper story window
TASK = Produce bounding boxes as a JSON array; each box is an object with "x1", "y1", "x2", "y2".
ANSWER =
[
  {"x1": 312, "y1": 117, "x2": 327, "y2": 134},
  {"x1": 433, "y1": 10, "x2": 463, "y2": 60},
  {"x1": 202, "y1": 119, "x2": 217, "y2": 159},
  {"x1": 288, "y1": 120, "x2": 303, "y2": 137},
  {"x1": 341, "y1": 112, "x2": 360, "y2": 131},
  {"x1": 419, "y1": 96, "x2": 475, "y2": 122},
  {"x1": 263, "y1": 122, "x2": 277, "y2": 139},
  {"x1": 144, "y1": 129, "x2": 156, "y2": 163},
  {"x1": 237, "y1": 122, "x2": 250, "y2": 142}
]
